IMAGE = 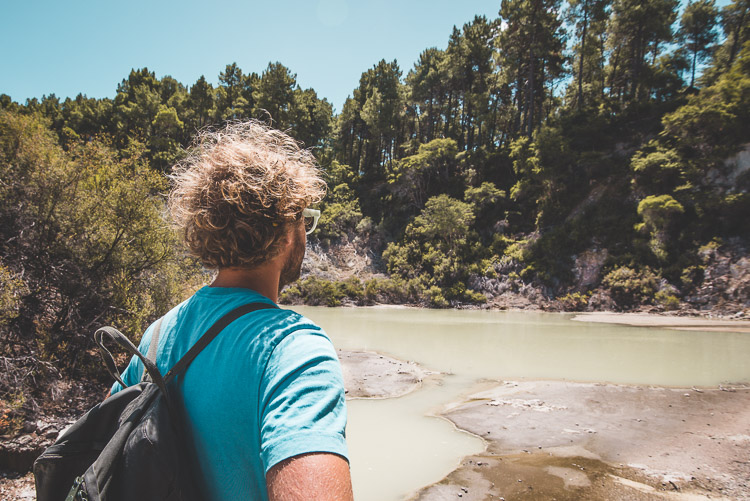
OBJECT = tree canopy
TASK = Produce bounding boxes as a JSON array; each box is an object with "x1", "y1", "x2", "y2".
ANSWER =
[{"x1": 1, "y1": 0, "x2": 747, "y2": 322}]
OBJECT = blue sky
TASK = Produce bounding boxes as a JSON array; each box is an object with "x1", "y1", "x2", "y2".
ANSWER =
[
  {"x1": 2, "y1": 0, "x2": 731, "y2": 113},
  {"x1": 2, "y1": 0, "x2": 501, "y2": 112}
]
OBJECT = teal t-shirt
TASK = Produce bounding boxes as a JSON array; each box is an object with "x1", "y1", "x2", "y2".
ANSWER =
[{"x1": 111, "y1": 286, "x2": 348, "y2": 501}]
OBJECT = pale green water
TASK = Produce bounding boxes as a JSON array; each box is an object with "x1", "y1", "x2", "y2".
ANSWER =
[
  {"x1": 345, "y1": 375, "x2": 485, "y2": 500},
  {"x1": 294, "y1": 306, "x2": 750, "y2": 500}
]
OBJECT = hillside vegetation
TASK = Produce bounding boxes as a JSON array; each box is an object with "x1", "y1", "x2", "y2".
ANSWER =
[{"x1": 1, "y1": 0, "x2": 749, "y2": 441}]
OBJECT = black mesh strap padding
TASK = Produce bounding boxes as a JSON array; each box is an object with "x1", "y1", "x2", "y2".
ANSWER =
[{"x1": 164, "y1": 302, "x2": 278, "y2": 384}]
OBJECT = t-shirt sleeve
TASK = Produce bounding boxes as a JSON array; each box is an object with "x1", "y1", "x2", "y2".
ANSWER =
[
  {"x1": 258, "y1": 329, "x2": 348, "y2": 473},
  {"x1": 110, "y1": 326, "x2": 152, "y2": 395}
]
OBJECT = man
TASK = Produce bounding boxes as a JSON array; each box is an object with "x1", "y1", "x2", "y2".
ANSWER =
[{"x1": 110, "y1": 121, "x2": 353, "y2": 501}]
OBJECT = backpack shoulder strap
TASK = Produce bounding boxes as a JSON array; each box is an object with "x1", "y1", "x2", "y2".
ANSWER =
[
  {"x1": 94, "y1": 326, "x2": 169, "y2": 398},
  {"x1": 164, "y1": 302, "x2": 278, "y2": 383},
  {"x1": 141, "y1": 316, "x2": 164, "y2": 383}
]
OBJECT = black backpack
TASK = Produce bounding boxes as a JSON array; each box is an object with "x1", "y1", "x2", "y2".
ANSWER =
[{"x1": 33, "y1": 302, "x2": 276, "y2": 501}]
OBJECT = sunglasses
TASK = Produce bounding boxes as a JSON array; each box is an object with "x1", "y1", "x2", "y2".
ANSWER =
[{"x1": 302, "y1": 208, "x2": 321, "y2": 235}]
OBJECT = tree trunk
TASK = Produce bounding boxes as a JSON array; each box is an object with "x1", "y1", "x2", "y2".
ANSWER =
[
  {"x1": 356, "y1": 123, "x2": 364, "y2": 175},
  {"x1": 427, "y1": 93, "x2": 435, "y2": 141},
  {"x1": 577, "y1": 0, "x2": 590, "y2": 110},
  {"x1": 728, "y1": 8, "x2": 746, "y2": 67},
  {"x1": 691, "y1": 46, "x2": 698, "y2": 89},
  {"x1": 609, "y1": 46, "x2": 621, "y2": 99},
  {"x1": 527, "y1": 0, "x2": 539, "y2": 137},
  {"x1": 446, "y1": 91, "x2": 454, "y2": 139},
  {"x1": 460, "y1": 92, "x2": 467, "y2": 151},
  {"x1": 600, "y1": 36, "x2": 606, "y2": 100}
]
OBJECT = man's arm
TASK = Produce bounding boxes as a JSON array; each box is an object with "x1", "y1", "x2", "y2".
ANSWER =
[{"x1": 266, "y1": 452, "x2": 353, "y2": 501}]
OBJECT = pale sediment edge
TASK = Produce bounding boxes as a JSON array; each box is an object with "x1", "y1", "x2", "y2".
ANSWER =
[
  {"x1": 344, "y1": 378, "x2": 424, "y2": 402},
  {"x1": 571, "y1": 312, "x2": 750, "y2": 333},
  {"x1": 401, "y1": 378, "x2": 497, "y2": 501},
  {"x1": 339, "y1": 348, "x2": 437, "y2": 401},
  {"x1": 344, "y1": 372, "x2": 440, "y2": 401},
  {"x1": 343, "y1": 346, "x2": 747, "y2": 499},
  {"x1": 342, "y1": 348, "x2": 486, "y2": 499}
]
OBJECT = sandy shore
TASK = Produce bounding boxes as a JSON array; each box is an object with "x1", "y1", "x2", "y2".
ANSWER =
[
  {"x1": 572, "y1": 312, "x2": 750, "y2": 333},
  {"x1": 414, "y1": 380, "x2": 750, "y2": 501}
]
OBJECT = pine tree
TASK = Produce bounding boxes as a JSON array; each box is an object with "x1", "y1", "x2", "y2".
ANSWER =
[
  {"x1": 606, "y1": 0, "x2": 679, "y2": 102},
  {"x1": 255, "y1": 62, "x2": 298, "y2": 128},
  {"x1": 678, "y1": 0, "x2": 719, "y2": 88},
  {"x1": 498, "y1": 0, "x2": 567, "y2": 136},
  {"x1": 188, "y1": 75, "x2": 215, "y2": 128},
  {"x1": 567, "y1": 0, "x2": 611, "y2": 109}
]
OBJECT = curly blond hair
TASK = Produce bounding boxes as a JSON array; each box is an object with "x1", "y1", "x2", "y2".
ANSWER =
[{"x1": 169, "y1": 121, "x2": 326, "y2": 269}]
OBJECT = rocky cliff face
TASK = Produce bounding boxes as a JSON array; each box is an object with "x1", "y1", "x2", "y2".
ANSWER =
[
  {"x1": 573, "y1": 248, "x2": 609, "y2": 290},
  {"x1": 714, "y1": 143, "x2": 750, "y2": 191},
  {"x1": 301, "y1": 235, "x2": 749, "y2": 317},
  {"x1": 684, "y1": 242, "x2": 750, "y2": 317},
  {"x1": 301, "y1": 235, "x2": 385, "y2": 282}
]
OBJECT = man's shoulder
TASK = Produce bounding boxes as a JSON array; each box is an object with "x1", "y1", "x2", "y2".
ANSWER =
[
  {"x1": 249, "y1": 307, "x2": 328, "y2": 345},
  {"x1": 174, "y1": 288, "x2": 329, "y2": 348},
  {"x1": 177, "y1": 287, "x2": 282, "y2": 326}
]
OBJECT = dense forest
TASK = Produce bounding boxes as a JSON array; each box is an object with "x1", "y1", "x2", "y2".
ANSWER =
[{"x1": 1, "y1": 0, "x2": 749, "y2": 437}]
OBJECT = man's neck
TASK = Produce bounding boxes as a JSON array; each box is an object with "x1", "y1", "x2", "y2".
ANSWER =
[{"x1": 210, "y1": 265, "x2": 280, "y2": 303}]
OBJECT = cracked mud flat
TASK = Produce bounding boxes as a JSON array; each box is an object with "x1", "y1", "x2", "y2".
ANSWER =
[{"x1": 414, "y1": 381, "x2": 750, "y2": 500}]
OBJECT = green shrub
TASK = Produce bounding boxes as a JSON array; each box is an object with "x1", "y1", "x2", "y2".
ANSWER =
[
  {"x1": 463, "y1": 289, "x2": 488, "y2": 304},
  {"x1": 636, "y1": 195, "x2": 685, "y2": 261},
  {"x1": 602, "y1": 266, "x2": 659, "y2": 308},
  {"x1": 280, "y1": 276, "x2": 373, "y2": 306},
  {"x1": 426, "y1": 286, "x2": 448, "y2": 308},
  {"x1": 503, "y1": 238, "x2": 532, "y2": 263},
  {"x1": 698, "y1": 239, "x2": 722, "y2": 259},
  {"x1": 280, "y1": 276, "x2": 343, "y2": 307},
  {"x1": 557, "y1": 291, "x2": 592, "y2": 311},
  {"x1": 363, "y1": 277, "x2": 422, "y2": 304},
  {"x1": 363, "y1": 278, "x2": 389, "y2": 303},
  {"x1": 491, "y1": 234, "x2": 515, "y2": 256},
  {"x1": 680, "y1": 265, "x2": 705, "y2": 289},
  {"x1": 315, "y1": 197, "x2": 363, "y2": 244},
  {"x1": 355, "y1": 217, "x2": 375, "y2": 235},
  {"x1": 335, "y1": 277, "x2": 365, "y2": 302},
  {"x1": 0, "y1": 112, "x2": 203, "y2": 365},
  {"x1": 655, "y1": 290, "x2": 681, "y2": 310},
  {"x1": 468, "y1": 258, "x2": 498, "y2": 278},
  {"x1": 442, "y1": 281, "x2": 486, "y2": 304},
  {"x1": 381, "y1": 194, "x2": 499, "y2": 305},
  {"x1": 0, "y1": 391, "x2": 25, "y2": 437},
  {"x1": 520, "y1": 265, "x2": 538, "y2": 281},
  {"x1": 0, "y1": 263, "x2": 26, "y2": 328},
  {"x1": 445, "y1": 282, "x2": 467, "y2": 300},
  {"x1": 465, "y1": 182, "x2": 505, "y2": 207}
]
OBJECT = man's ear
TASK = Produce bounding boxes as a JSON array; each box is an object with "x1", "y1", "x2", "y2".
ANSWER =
[{"x1": 281, "y1": 223, "x2": 298, "y2": 247}]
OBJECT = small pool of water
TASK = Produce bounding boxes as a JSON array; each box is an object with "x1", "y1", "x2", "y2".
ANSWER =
[
  {"x1": 346, "y1": 375, "x2": 485, "y2": 500},
  {"x1": 294, "y1": 306, "x2": 750, "y2": 500}
]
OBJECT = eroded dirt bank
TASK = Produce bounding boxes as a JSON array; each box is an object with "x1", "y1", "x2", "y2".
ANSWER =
[{"x1": 415, "y1": 381, "x2": 750, "y2": 501}]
